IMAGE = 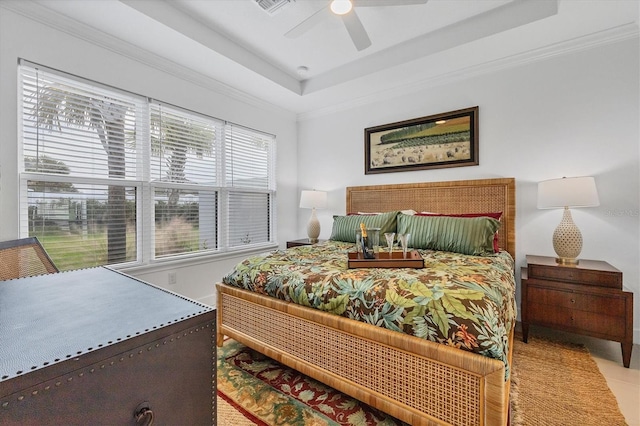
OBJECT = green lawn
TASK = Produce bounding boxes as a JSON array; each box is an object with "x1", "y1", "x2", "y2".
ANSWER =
[
  {"x1": 36, "y1": 220, "x2": 200, "y2": 270},
  {"x1": 37, "y1": 233, "x2": 136, "y2": 271}
]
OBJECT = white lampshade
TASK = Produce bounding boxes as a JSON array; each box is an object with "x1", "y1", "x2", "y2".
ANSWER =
[
  {"x1": 537, "y1": 176, "x2": 599, "y2": 265},
  {"x1": 299, "y1": 190, "x2": 327, "y2": 210},
  {"x1": 299, "y1": 190, "x2": 327, "y2": 243},
  {"x1": 537, "y1": 176, "x2": 599, "y2": 209}
]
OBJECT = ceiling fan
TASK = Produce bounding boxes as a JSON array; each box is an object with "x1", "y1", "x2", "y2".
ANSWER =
[{"x1": 285, "y1": 0, "x2": 429, "y2": 51}]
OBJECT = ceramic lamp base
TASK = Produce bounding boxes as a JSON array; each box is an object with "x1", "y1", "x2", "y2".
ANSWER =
[
  {"x1": 306, "y1": 208, "x2": 320, "y2": 243},
  {"x1": 552, "y1": 207, "x2": 583, "y2": 265}
]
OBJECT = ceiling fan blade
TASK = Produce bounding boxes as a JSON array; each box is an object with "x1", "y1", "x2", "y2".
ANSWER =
[
  {"x1": 285, "y1": 6, "x2": 331, "y2": 39},
  {"x1": 341, "y1": 10, "x2": 371, "y2": 51},
  {"x1": 355, "y1": 0, "x2": 428, "y2": 6}
]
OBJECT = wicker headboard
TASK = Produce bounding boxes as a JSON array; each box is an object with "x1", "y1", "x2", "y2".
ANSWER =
[{"x1": 346, "y1": 178, "x2": 516, "y2": 259}]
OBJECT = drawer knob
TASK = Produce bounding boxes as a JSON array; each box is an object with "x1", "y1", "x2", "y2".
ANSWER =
[
  {"x1": 570, "y1": 298, "x2": 575, "y2": 304},
  {"x1": 134, "y1": 401, "x2": 155, "y2": 426}
]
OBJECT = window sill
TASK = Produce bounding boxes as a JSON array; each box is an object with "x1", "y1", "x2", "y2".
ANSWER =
[{"x1": 114, "y1": 242, "x2": 278, "y2": 275}]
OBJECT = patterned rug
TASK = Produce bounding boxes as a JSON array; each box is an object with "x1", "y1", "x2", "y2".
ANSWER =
[
  {"x1": 217, "y1": 334, "x2": 627, "y2": 426},
  {"x1": 217, "y1": 339, "x2": 407, "y2": 426}
]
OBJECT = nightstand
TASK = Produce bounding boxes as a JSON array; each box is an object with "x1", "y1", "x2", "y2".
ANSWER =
[
  {"x1": 521, "y1": 254, "x2": 634, "y2": 368},
  {"x1": 286, "y1": 238, "x2": 326, "y2": 248}
]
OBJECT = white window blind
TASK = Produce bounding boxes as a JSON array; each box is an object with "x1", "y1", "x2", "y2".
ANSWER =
[
  {"x1": 224, "y1": 124, "x2": 275, "y2": 248},
  {"x1": 150, "y1": 103, "x2": 219, "y2": 185},
  {"x1": 150, "y1": 103, "x2": 220, "y2": 257},
  {"x1": 225, "y1": 123, "x2": 273, "y2": 189},
  {"x1": 20, "y1": 64, "x2": 142, "y2": 270},
  {"x1": 19, "y1": 61, "x2": 276, "y2": 270},
  {"x1": 227, "y1": 192, "x2": 271, "y2": 247}
]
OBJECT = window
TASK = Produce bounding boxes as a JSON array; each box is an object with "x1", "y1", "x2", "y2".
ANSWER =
[
  {"x1": 225, "y1": 124, "x2": 275, "y2": 248},
  {"x1": 19, "y1": 61, "x2": 276, "y2": 271},
  {"x1": 150, "y1": 103, "x2": 220, "y2": 258}
]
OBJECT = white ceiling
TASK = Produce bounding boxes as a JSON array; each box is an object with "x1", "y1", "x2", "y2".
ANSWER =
[{"x1": 22, "y1": 0, "x2": 640, "y2": 116}]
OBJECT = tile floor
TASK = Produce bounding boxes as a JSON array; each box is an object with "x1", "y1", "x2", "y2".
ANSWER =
[{"x1": 524, "y1": 325, "x2": 640, "y2": 425}]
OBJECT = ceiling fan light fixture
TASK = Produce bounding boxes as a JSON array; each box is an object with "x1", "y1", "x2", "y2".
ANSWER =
[{"x1": 330, "y1": 0, "x2": 352, "y2": 15}]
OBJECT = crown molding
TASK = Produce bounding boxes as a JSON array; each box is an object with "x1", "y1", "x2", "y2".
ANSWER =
[
  {"x1": 1, "y1": 0, "x2": 296, "y2": 121},
  {"x1": 2, "y1": 1, "x2": 637, "y2": 123},
  {"x1": 297, "y1": 22, "x2": 639, "y2": 122}
]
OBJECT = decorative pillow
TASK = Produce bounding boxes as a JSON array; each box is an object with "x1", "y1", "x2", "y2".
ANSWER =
[
  {"x1": 330, "y1": 211, "x2": 398, "y2": 243},
  {"x1": 416, "y1": 212, "x2": 502, "y2": 252},
  {"x1": 396, "y1": 214, "x2": 500, "y2": 256}
]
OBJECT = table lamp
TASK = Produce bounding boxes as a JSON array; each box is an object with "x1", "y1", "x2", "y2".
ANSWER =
[
  {"x1": 537, "y1": 176, "x2": 599, "y2": 265},
  {"x1": 299, "y1": 190, "x2": 327, "y2": 243}
]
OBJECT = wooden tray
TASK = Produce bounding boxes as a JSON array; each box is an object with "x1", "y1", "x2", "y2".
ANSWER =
[{"x1": 348, "y1": 250, "x2": 424, "y2": 269}]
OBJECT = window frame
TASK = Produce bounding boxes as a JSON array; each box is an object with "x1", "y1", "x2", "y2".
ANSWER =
[{"x1": 18, "y1": 60, "x2": 277, "y2": 270}]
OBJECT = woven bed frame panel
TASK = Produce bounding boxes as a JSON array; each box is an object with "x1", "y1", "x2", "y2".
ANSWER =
[
  {"x1": 346, "y1": 178, "x2": 516, "y2": 259},
  {"x1": 0, "y1": 238, "x2": 58, "y2": 281},
  {"x1": 221, "y1": 292, "x2": 486, "y2": 426}
]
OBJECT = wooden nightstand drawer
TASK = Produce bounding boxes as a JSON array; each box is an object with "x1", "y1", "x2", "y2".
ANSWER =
[
  {"x1": 527, "y1": 285, "x2": 625, "y2": 317},
  {"x1": 521, "y1": 254, "x2": 633, "y2": 368},
  {"x1": 528, "y1": 302, "x2": 626, "y2": 339},
  {"x1": 529, "y1": 264, "x2": 621, "y2": 288},
  {"x1": 526, "y1": 255, "x2": 622, "y2": 289}
]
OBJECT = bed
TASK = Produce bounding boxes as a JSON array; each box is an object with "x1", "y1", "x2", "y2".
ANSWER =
[{"x1": 217, "y1": 178, "x2": 516, "y2": 426}]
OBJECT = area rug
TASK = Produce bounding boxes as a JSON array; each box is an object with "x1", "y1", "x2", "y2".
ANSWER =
[
  {"x1": 217, "y1": 338, "x2": 407, "y2": 425},
  {"x1": 509, "y1": 332, "x2": 627, "y2": 426},
  {"x1": 217, "y1": 333, "x2": 627, "y2": 425}
]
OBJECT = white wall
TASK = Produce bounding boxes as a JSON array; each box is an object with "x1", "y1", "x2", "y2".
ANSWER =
[
  {"x1": 298, "y1": 38, "x2": 640, "y2": 343},
  {"x1": 0, "y1": 6, "x2": 299, "y2": 306}
]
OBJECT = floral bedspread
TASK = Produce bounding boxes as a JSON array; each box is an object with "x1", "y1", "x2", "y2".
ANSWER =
[{"x1": 222, "y1": 241, "x2": 517, "y2": 377}]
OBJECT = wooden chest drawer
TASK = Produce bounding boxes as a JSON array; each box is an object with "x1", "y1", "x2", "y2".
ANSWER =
[
  {"x1": 527, "y1": 285, "x2": 625, "y2": 317},
  {"x1": 0, "y1": 267, "x2": 216, "y2": 425}
]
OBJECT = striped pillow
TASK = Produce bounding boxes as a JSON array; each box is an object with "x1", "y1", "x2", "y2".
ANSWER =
[
  {"x1": 416, "y1": 212, "x2": 502, "y2": 252},
  {"x1": 397, "y1": 214, "x2": 500, "y2": 256},
  {"x1": 329, "y1": 211, "x2": 398, "y2": 243}
]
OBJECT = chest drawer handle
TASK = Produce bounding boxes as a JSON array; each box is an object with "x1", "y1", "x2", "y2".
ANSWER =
[
  {"x1": 134, "y1": 402, "x2": 155, "y2": 426},
  {"x1": 570, "y1": 298, "x2": 575, "y2": 304}
]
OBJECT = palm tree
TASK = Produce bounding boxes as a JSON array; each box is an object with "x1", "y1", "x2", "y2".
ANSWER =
[
  {"x1": 24, "y1": 155, "x2": 78, "y2": 193},
  {"x1": 31, "y1": 88, "x2": 129, "y2": 263},
  {"x1": 149, "y1": 108, "x2": 215, "y2": 207},
  {"x1": 30, "y1": 79, "x2": 216, "y2": 264}
]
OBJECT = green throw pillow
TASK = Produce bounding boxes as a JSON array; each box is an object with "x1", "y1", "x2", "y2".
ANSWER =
[
  {"x1": 329, "y1": 211, "x2": 398, "y2": 244},
  {"x1": 396, "y1": 214, "x2": 500, "y2": 256}
]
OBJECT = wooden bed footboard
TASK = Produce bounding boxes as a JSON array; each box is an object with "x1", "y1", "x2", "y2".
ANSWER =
[{"x1": 217, "y1": 283, "x2": 512, "y2": 426}]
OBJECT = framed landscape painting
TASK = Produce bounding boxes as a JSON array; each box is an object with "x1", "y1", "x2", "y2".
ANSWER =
[{"x1": 364, "y1": 106, "x2": 479, "y2": 174}]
